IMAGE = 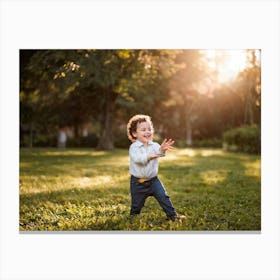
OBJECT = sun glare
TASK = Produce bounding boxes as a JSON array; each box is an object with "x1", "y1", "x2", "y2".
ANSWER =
[{"x1": 202, "y1": 50, "x2": 248, "y2": 83}]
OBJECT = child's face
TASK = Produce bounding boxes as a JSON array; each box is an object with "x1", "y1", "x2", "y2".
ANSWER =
[{"x1": 133, "y1": 121, "x2": 153, "y2": 144}]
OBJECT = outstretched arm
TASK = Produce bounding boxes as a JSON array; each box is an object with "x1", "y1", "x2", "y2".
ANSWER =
[{"x1": 148, "y1": 139, "x2": 175, "y2": 161}]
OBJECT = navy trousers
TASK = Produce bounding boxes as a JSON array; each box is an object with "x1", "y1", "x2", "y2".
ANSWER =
[{"x1": 130, "y1": 175, "x2": 177, "y2": 218}]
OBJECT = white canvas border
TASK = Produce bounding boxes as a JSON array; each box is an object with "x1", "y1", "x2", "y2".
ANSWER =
[{"x1": 1, "y1": 0, "x2": 279, "y2": 279}]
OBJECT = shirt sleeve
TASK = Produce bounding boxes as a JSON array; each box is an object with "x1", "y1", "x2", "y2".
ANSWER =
[
  {"x1": 154, "y1": 142, "x2": 162, "y2": 154},
  {"x1": 129, "y1": 145, "x2": 149, "y2": 165}
]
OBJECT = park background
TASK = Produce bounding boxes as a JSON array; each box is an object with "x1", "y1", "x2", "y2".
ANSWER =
[
  {"x1": 20, "y1": 49, "x2": 261, "y2": 231},
  {"x1": 20, "y1": 49, "x2": 260, "y2": 152},
  {"x1": 2, "y1": 1, "x2": 279, "y2": 280}
]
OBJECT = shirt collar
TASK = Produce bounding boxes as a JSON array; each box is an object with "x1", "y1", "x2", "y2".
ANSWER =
[{"x1": 134, "y1": 140, "x2": 153, "y2": 147}]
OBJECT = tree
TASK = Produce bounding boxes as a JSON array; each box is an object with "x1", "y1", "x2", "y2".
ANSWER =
[
  {"x1": 160, "y1": 50, "x2": 207, "y2": 145},
  {"x1": 189, "y1": 50, "x2": 261, "y2": 142},
  {"x1": 237, "y1": 50, "x2": 261, "y2": 125},
  {"x1": 21, "y1": 49, "x2": 181, "y2": 149},
  {"x1": 21, "y1": 50, "x2": 75, "y2": 146}
]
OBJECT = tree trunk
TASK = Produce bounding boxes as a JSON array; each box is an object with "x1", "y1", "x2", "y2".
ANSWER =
[
  {"x1": 185, "y1": 97, "x2": 193, "y2": 146},
  {"x1": 96, "y1": 91, "x2": 117, "y2": 150},
  {"x1": 186, "y1": 118, "x2": 192, "y2": 146},
  {"x1": 244, "y1": 92, "x2": 254, "y2": 125},
  {"x1": 73, "y1": 123, "x2": 79, "y2": 138},
  {"x1": 29, "y1": 122, "x2": 33, "y2": 148},
  {"x1": 244, "y1": 81, "x2": 254, "y2": 125}
]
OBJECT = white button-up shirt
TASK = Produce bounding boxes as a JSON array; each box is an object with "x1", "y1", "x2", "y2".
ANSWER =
[{"x1": 129, "y1": 140, "x2": 161, "y2": 179}]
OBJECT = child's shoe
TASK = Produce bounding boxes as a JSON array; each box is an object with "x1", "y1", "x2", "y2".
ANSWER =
[{"x1": 167, "y1": 214, "x2": 186, "y2": 221}]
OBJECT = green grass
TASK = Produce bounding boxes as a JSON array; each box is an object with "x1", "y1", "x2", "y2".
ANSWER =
[{"x1": 20, "y1": 148, "x2": 261, "y2": 231}]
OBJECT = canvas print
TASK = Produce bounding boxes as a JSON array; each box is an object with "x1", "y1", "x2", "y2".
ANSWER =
[{"x1": 19, "y1": 49, "x2": 261, "y2": 231}]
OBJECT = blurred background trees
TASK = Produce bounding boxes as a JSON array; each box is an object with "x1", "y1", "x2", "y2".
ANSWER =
[{"x1": 20, "y1": 49, "x2": 261, "y2": 153}]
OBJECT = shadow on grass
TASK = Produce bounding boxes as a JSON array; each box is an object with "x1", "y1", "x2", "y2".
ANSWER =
[{"x1": 20, "y1": 148, "x2": 129, "y2": 176}]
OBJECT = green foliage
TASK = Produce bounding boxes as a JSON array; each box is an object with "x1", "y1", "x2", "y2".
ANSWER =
[
  {"x1": 193, "y1": 138, "x2": 222, "y2": 148},
  {"x1": 33, "y1": 134, "x2": 57, "y2": 147},
  {"x1": 222, "y1": 125, "x2": 260, "y2": 154},
  {"x1": 21, "y1": 49, "x2": 183, "y2": 149},
  {"x1": 113, "y1": 131, "x2": 131, "y2": 149},
  {"x1": 20, "y1": 50, "x2": 261, "y2": 150},
  {"x1": 175, "y1": 139, "x2": 187, "y2": 148},
  {"x1": 67, "y1": 134, "x2": 99, "y2": 148},
  {"x1": 20, "y1": 148, "x2": 260, "y2": 231}
]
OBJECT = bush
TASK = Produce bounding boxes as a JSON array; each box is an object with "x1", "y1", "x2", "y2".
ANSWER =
[
  {"x1": 20, "y1": 135, "x2": 31, "y2": 147},
  {"x1": 67, "y1": 134, "x2": 99, "y2": 148},
  {"x1": 33, "y1": 134, "x2": 57, "y2": 147},
  {"x1": 193, "y1": 138, "x2": 222, "y2": 148},
  {"x1": 114, "y1": 132, "x2": 131, "y2": 149},
  {"x1": 222, "y1": 125, "x2": 261, "y2": 154},
  {"x1": 176, "y1": 139, "x2": 187, "y2": 148}
]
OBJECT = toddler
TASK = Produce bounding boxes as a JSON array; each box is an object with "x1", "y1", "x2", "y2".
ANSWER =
[{"x1": 127, "y1": 114, "x2": 185, "y2": 221}]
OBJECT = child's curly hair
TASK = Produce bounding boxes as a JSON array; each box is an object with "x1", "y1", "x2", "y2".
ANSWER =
[{"x1": 127, "y1": 114, "x2": 154, "y2": 142}]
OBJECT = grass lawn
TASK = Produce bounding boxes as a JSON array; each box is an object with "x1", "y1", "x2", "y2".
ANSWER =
[{"x1": 20, "y1": 148, "x2": 261, "y2": 231}]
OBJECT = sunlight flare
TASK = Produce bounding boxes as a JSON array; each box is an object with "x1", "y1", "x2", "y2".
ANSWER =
[
  {"x1": 243, "y1": 160, "x2": 261, "y2": 178},
  {"x1": 74, "y1": 175, "x2": 112, "y2": 188},
  {"x1": 201, "y1": 50, "x2": 249, "y2": 83},
  {"x1": 200, "y1": 170, "x2": 228, "y2": 185}
]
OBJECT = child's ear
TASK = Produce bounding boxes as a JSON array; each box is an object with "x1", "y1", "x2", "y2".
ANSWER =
[{"x1": 132, "y1": 131, "x2": 137, "y2": 138}]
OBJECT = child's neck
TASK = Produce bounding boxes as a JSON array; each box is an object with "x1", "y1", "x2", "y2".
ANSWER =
[{"x1": 138, "y1": 139, "x2": 149, "y2": 146}]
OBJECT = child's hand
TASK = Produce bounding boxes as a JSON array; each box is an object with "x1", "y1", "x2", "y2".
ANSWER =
[
  {"x1": 160, "y1": 138, "x2": 175, "y2": 153},
  {"x1": 148, "y1": 154, "x2": 161, "y2": 161}
]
